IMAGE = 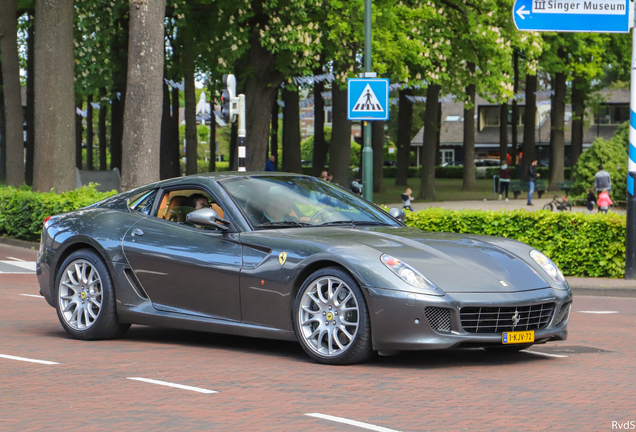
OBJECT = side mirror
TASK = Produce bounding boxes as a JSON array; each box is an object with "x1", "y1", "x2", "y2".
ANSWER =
[
  {"x1": 186, "y1": 208, "x2": 230, "y2": 231},
  {"x1": 389, "y1": 208, "x2": 406, "y2": 223}
]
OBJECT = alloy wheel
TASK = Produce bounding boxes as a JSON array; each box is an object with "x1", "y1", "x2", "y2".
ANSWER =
[
  {"x1": 58, "y1": 259, "x2": 103, "y2": 331},
  {"x1": 298, "y1": 276, "x2": 360, "y2": 357}
]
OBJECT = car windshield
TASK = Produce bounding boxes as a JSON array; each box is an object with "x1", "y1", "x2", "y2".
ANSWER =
[{"x1": 220, "y1": 175, "x2": 399, "y2": 229}]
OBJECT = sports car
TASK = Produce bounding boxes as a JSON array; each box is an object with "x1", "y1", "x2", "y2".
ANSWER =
[{"x1": 37, "y1": 172, "x2": 572, "y2": 365}]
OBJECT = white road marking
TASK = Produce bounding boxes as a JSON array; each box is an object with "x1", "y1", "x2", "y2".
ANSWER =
[
  {"x1": 126, "y1": 377, "x2": 217, "y2": 394},
  {"x1": 524, "y1": 351, "x2": 569, "y2": 358},
  {"x1": 6, "y1": 257, "x2": 26, "y2": 262},
  {"x1": 0, "y1": 272, "x2": 33, "y2": 274},
  {"x1": 0, "y1": 261, "x2": 36, "y2": 271},
  {"x1": 578, "y1": 311, "x2": 619, "y2": 314},
  {"x1": 19, "y1": 294, "x2": 44, "y2": 299},
  {"x1": 305, "y1": 413, "x2": 401, "y2": 432},
  {"x1": 0, "y1": 354, "x2": 60, "y2": 365}
]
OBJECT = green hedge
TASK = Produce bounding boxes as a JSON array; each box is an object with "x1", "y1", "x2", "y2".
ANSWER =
[
  {"x1": 405, "y1": 208, "x2": 626, "y2": 278},
  {"x1": 0, "y1": 185, "x2": 117, "y2": 242}
]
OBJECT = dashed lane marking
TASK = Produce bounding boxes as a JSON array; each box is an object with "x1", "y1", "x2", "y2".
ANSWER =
[
  {"x1": 305, "y1": 413, "x2": 401, "y2": 432},
  {"x1": 19, "y1": 294, "x2": 44, "y2": 299},
  {"x1": 524, "y1": 351, "x2": 569, "y2": 358},
  {"x1": 6, "y1": 257, "x2": 26, "y2": 262},
  {"x1": 578, "y1": 311, "x2": 620, "y2": 314},
  {"x1": 0, "y1": 260, "x2": 36, "y2": 273},
  {"x1": 126, "y1": 377, "x2": 218, "y2": 394},
  {"x1": 0, "y1": 354, "x2": 60, "y2": 365}
]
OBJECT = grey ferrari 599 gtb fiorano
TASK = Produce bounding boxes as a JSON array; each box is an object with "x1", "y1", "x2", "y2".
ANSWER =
[{"x1": 37, "y1": 173, "x2": 572, "y2": 365}]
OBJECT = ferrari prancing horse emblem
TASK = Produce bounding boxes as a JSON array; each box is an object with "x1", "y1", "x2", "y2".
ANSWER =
[{"x1": 279, "y1": 252, "x2": 288, "y2": 266}]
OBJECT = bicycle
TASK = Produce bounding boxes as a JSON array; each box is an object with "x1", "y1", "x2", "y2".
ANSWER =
[{"x1": 543, "y1": 195, "x2": 572, "y2": 212}]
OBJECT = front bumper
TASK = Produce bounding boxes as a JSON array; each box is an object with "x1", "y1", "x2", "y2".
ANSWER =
[{"x1": 364, "y1": 286, "x2": 572, "y2": 351}]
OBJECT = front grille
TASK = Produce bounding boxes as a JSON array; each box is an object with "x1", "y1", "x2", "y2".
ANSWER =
[
  {"x1": 554, "y1": 302, "x2": 571, "y2": 325},
  {"x1": 460, "y1": 303, "x2": 555, "y2": 334},
  {"x1": 425, "y1": 307, "x2": 452, "y2": 333}
]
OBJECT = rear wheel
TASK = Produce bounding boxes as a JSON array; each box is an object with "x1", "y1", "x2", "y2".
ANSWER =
[
  {"x1": 562, "y1": 203, "x2": 572, "y2": 212},
  {"x1": 293, "y1": 267, "x2": 372, "y2": 365},
  {"x1": 542, "y1": 203, "x2": 553, "y2": 211},
  {"x1": 55, "y1": 249, "x2": 130, "y2": 340}
]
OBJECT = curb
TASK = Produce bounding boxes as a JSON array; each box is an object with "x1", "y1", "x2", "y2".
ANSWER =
[
  {"x1": 571, "y1": 287, "x2": 636, "y2": 298},
  {"x1": 0, "y1": 237, "x2": 39, "y2": 250}
]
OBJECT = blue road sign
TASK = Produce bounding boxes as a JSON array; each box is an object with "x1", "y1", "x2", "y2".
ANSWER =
[
  {"x1": 513, "y1": 0, "x2": 632, "y2": 32},
  {"x1": 347, "y1": 78, "x2": 390, "y2": 121}
]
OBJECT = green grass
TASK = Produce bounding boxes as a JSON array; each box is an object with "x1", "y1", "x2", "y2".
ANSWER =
[{"x1": 373, "y1": 178, "x2": 497, "y2": 205}]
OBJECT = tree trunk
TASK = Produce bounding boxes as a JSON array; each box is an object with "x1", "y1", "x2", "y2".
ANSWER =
[
  {"x1": 395, "y1": 88, "x2": 413, "y2": 187},
  {"x1": 0, "y1": 60, "x2": 6, "y2": 182},
  {"x1": 75, "y1": 100, "x2": 83, "y2": 169},
  {"x1": 329, "y1": 83, "x2": 352, "y2": 187},
  {"x1": 312, "y1": 78, "x2": 326, "y2": 176},
  {"x1": 170, "y1": 83, "x2": 180, "y2": 177},
  {"x1": 435, "y1": 102, "x2": 442, "y2": 166},
  {"x1": 86, "y1": 94, "x2": 94, "y2": 170},
  {"x1": 160, "y1": 71, "x2": 172, "y2": 179},
  {"x1": 418, "y1": 84, "x2": 440, "y2": 200},
  {"x1": 110, "y1": 14, "x2": 128, "y2": 172},
  {"x1": 462, "y1": 64, "x2": 477, "y2": 192},
  {"x1": 521, "y1": 73, "x2": 537, "y2": 182},
  {"x1": 270, "y1": 99, "x2": 279, "y2": 170},
  {"x1": 209, "y1": 91, "x2": 216, "y2": 172},
  {"x1": 282, "y1": 86, "x2": 302, "y2": 173},
  {"x1": 183, "y1": 33, "x2": 197, "y2": 176},
  {"x1": 499, "y1": 102, "x2": 508, "y2": 165},
  {"x1": 243, "y1": 34, "x2": 284, "y2": 171},
  {"x1": 33, "y1": 0, "x2": 75, "y2": 192},
  {"x1": 511, "y1": 50, "x2": 519, "y2": 167},
  {"x1": 372, "y1": 120, "x2": 384, "y2": 193},
  {"x1": 98, "y1": 88, "x2": 107, "y2": 170},
  {"x1": 120, "y1": 0, "x2": 166, "y2": 190},
  {"x1": 549, "y1": 69, "x2": 566, "y2": 191},
  {"x1": 571, "y1": 76, "x2": 585, "y2": 170},
  {"x1": 25, "y1": 15, "x2": 34, "y2": 186},
  {"x1": 0, "y1": 0, "x2": 25, "y2": 187}
]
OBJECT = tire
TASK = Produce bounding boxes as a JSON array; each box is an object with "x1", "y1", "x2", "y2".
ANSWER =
[
  {"x1": 55, "y1": 249, "x2": 130, "y2": 340},
  {"x1": 542, "y1": 203, "x2": 553, "y2": 211},
  {"x1": 293, "y1": 267, "x2": 373, "y2": 365},
  {"x1": 563, "y1": 203, "x2": 572, "y2": 212},
  {"x1": 484, "y1": 343, "x2": 533, "y2": 353}
]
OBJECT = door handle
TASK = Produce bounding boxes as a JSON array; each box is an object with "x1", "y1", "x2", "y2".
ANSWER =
[{"x1": 131, "y1": 228, "x2": 144, "y2": 237}]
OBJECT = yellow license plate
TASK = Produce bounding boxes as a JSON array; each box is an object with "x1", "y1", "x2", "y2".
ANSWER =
[{"x1": 502, "y1": 330, "x2": 534, "y2": 344}]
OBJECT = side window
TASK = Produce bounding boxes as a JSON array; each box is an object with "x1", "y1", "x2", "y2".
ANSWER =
[
  {"x1": 128, "y1": 190, "x2": 157, "y2": 216},
  {"x1": 154, "y1": 189, "x2": 225, "y2": 229}
]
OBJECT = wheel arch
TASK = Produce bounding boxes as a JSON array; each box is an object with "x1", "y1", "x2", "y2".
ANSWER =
[{"x1": 52, "y1": 237, "x2": 112, "y2": 295}]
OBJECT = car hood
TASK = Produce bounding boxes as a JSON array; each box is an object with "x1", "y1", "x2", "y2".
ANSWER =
[{"x1": 288, "y1": 226, "x2": 550, "y2": 293}]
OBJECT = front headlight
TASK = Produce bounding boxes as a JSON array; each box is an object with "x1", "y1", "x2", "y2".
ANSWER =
[
  {"x1": 381, "y1": 254, "x2": 441, "y2": 293},
  {"x1": 530, "y1": 250, "x2": 566, "y2": 284}
]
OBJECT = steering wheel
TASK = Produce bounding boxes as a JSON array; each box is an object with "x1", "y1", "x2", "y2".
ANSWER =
[{"x1": 309, "y1": 207, "x2": 339, "y2": 225}]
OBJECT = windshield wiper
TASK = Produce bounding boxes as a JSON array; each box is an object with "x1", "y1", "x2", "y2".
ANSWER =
[
  {"x1": 257, "y1": 221, "x2": 312, "y2": 228},
  {"x1": 319, "y1": 220, "x2": 387, "y2": 227}
]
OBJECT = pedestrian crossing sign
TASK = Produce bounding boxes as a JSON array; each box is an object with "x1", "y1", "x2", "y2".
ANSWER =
[{"x1": 347, "y1": 78, "x2": 390, "y2": 121}]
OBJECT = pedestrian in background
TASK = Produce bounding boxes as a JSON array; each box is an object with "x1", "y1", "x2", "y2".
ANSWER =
[
  {"x1": 586, "y1": 188, "x2": 596, "y2": 213},
  {"x1": 402, "y1": 188, "x2": 414, "y2": 212},
  {"x1": 597, "y1": 188, "x2": 613, "y2": 214},
  {"x1": 264, "y1": 155, "x2": 276, "y2": 171},
  {"x1": 499, "y1": 163, "x2": 510, "y2": 201},
  {"x1": 527, "y1": 159, "x2": 540, "y2": 206},
  {"x1": 594, "y1": 164, "x2": 612, "y2": 195}
]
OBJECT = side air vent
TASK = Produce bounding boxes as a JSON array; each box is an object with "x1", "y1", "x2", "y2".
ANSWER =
[
  {"x1": 425, "y1": 307, "x2": 452, "y2": 333},
  {"x1": 124, "y1": 268, "x2": 149, "y2": 299},
  {"x1": 554, "y1": 302, "x2": 572, "y2": 326}
]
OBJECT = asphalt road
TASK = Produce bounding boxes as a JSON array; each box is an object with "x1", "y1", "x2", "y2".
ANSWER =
[{"x1": 0, "y1": 243, "x2": 635, "y2": 431}]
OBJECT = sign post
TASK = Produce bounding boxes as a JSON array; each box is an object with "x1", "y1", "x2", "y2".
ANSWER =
[
  {"x1": 222, "y1": 74, "x2": 247, "y2": 172},
  {"x1": 363, "y1": 0, "x2": 373, "y2": 202}
]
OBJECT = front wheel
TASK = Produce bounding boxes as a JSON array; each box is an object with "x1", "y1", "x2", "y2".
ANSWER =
[
  {"x1": 561, "y1": 203, "x2": 572, "y2": 212},
  {"x1": 55, "y1": 249, "x2": 130, "y2": 340},
  {"x1": 293, "y1": 267, "x2": 372, "y2": 365},
  {"x1": 542, "y1": 203, "x2": 553, "y2": 211}
]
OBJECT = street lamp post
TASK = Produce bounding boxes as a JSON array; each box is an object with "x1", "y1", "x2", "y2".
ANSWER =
[{"x1": 362, "y1": 0, "x2": 373, "y2": 202}]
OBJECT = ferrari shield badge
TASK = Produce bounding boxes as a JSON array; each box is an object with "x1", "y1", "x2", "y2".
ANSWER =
[{"x1": 279, "y1": 252, "x2": 288, "y2": 266}]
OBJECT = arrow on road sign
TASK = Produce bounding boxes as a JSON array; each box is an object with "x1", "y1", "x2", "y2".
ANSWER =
[{"x1": 516, "y1": 4, "x2": 530, "y2": 19}]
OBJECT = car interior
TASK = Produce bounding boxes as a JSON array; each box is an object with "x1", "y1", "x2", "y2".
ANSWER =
[{"x1": 154, "y1": 189, "x2": 225, "y2": 224}]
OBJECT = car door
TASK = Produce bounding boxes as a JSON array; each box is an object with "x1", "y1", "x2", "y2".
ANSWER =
[{"x1": 122, "y1": 187, "x2": 242, "y2": 321}]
